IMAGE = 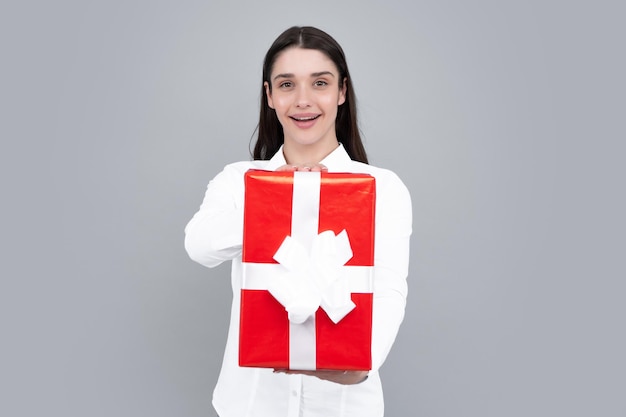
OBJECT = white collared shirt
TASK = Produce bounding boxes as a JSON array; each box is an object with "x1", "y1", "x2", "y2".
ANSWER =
[{"x1": 185, "y1": 144, "x2": 412, "y2": 417}]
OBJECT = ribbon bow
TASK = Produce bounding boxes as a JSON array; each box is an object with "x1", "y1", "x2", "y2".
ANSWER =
[{"x1": 267, "y1": 229, "x2": 356, "y2": 324}]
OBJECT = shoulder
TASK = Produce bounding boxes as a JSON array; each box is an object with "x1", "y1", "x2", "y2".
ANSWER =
[
  {"x1": 223, "y1": 159, "x2": 273, "y2": 171},
  {"x1": 213, "y1": 159, "x2": 274, "y2": 180}
]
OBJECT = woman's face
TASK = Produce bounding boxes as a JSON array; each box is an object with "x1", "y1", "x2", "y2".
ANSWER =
[{"x1": 265, "y1": 47, "x2": 346, "y2": 155}]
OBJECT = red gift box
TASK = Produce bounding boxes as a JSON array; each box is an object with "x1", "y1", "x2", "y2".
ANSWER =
[{"x1": 239, "y1": 169, "x2": 376, "y2": 371}]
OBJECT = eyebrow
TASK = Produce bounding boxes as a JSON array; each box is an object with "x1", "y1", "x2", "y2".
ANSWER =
[{"x1": 272, "y1": 71, "x2": 336, "y2": 81}]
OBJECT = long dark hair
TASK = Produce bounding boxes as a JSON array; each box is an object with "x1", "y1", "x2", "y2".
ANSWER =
[{"x1": 252, "y1": 26, "x2": 368, "y2": 164}]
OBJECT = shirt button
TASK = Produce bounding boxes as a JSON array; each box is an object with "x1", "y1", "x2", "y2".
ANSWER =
[{"x1": 291, "y1": 390, "x2": 298, "y2": 397}]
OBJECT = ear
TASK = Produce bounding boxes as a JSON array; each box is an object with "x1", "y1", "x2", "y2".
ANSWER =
[
  {"x1": 264, "y1": 81, "x2": 275, "y2": 109},
  {"x1": 338, "y1": 78, "x2": 347, "y2": 106}
]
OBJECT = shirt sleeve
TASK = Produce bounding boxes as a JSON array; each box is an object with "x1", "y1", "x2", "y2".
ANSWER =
[
  {"x1": 370, "y1": 171, "x2": 413, "y2": 372},
  {"x1": 184, "y1": 163, "x2": 246, "y2": 268}
]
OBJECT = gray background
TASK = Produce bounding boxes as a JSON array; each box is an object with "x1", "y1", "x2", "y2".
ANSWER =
[{"x1": 2, "y1": 0, "x2": 625, "y2": 416}]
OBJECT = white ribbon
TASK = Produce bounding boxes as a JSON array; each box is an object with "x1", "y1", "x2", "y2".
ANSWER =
[{"x1": 268, "y1": 229, "x2": 357, "y2": 325}]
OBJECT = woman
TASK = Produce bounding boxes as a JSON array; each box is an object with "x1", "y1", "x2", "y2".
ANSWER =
[{"x1": 185, "y1": 26, "x2": 412, "y2": 417}]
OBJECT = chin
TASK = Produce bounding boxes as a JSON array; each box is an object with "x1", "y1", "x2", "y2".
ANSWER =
[{"x1": 285, "y1": 134, "x2": 322, "y2": 147}]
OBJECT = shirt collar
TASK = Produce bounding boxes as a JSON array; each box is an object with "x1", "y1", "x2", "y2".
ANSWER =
[
  {"x1": 319, "y1": 143, "x2": 353, "y2": 171},
  {"x1": 264, "y1": 143, "x2": 354, "y2": 172}
]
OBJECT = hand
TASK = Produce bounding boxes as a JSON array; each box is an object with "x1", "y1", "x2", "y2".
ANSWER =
[
  {"x1": 276, "y1": 163, "x2": 328, "y2": 172},
  {"x1": 274, "y1": 369, "x2": 369, "y2": 385}
]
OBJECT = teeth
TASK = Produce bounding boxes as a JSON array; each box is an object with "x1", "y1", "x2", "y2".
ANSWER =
[{"x1": 293, "y1": 116, "x2": 318, "y2": 121}]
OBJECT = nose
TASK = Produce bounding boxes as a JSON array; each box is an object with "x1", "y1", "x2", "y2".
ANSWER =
[{"x1": 295, "y1": 85, "x2": 311, "y2": 108}]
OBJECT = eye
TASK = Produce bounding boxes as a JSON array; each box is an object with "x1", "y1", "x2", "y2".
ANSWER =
[
  {"x1": 314, "y1": 80, "x2": 328, "y2": 87},
  {"x1": 279, "y1": 81, "x2": 293, "y2": 89}
]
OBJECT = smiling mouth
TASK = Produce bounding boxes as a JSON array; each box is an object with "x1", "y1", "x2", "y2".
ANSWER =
[{"x1": 290, "y1": 115, "x2": 320, "y2": 122}]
